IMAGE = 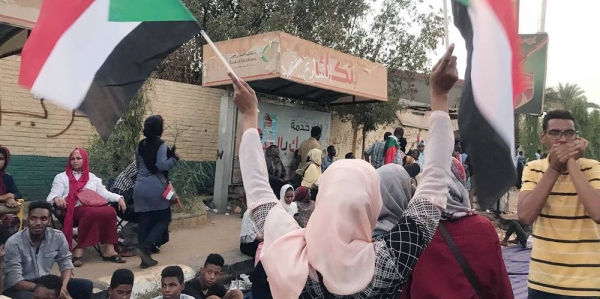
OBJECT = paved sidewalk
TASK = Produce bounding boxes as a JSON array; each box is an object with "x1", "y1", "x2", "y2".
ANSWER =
[{"x1": 49, "y1": 213, "x2": 251, "y2": 298}]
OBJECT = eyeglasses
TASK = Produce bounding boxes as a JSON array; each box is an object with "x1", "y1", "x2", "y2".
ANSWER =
[{"x1": 545, "y1": 129, "x2": 577, "y2": 140}]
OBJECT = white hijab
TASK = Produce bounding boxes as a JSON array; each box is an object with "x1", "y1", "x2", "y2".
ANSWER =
[{"x1": 279, "y1": 184, "x2": 297, "y2": 215}]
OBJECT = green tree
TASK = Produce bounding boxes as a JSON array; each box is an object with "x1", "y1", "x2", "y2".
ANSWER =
[
  {"x1": 544, "y1": 83, "x2": 599, "y2": 111},
  {"x1": 156, "y1": 0, "x2": 444, "y2": 156},
  {"x1": 86, "y1": 88, "x2": 149, "y2": 180}
]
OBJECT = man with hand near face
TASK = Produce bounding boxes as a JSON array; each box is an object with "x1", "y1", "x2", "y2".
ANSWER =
[
  {"x1": 183, "y1": 254, "x2": 242, "y2": 299},
  {"x1": 519, "y1": 110, "x2": 600, "y2": 298}
]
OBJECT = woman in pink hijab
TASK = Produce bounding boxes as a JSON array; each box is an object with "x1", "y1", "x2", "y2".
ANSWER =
[{"x1": 231, "y1": 45, "x2": 459, "y2": 299}]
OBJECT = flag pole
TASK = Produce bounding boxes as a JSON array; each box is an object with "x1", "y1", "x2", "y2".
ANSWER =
[
  {"x1": 443, "y1": 0, "x2": 450, "y2": 49},
  {"x1": 539, "y1": 0, "x2": 547, "y2": 32},
  {"x1": 198, "y1": 26, "x2": 259, "y2": 112}
]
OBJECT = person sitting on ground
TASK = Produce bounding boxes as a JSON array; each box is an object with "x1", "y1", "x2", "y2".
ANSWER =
[
  {"x1": 293, "y1": 186, "x2": 314, "y2": 228},
  {"x1": 403, "y1": 163, "x2": 421, "y2": 188},
  {"x1": 3, "y1": 201, "x2": 93, "y2": 299},
  {"x1": 108, "y1": 269, "x2": 135, "y2": 299},
  {"x1": 153, "y1": 266, "x2": 194, "y2": 299},
  {"x1": 0, "y1": 225, "x2": 10, "y2": 293},
  {"x1": 264, "y1": 145, "x2": 286, "y2": 199},
  {"x1": 399, "y1": 158, "x2": 513, "y2": 299},
  {"x1": 240, "y1": 195, "x2": 262, "y2": 258},
  {"x1": 47, "y1": 148, "x2": 127, "y2": 267},
  {"x1": 298, "y1": 148, "x2": 322, "y2": 200},
  {"x1": 0, "y1": 146, "x2": 24, "y2": 235},
  {"x1": 279, "y1": 184, "x2": 297, "y2": 216},
  {"x1": 32, "y1": 275, "x2": 66, "y2": 299},
  {"x1": 231, "y1": 44, "x2": 457, "y2": 298},
  {"x1": 372, "y1": 164, "x2": 413, "y2": 238},
  {"x1": 344, "y1": 152, "x2": 355, "y2": 159},
  {"x1": 183, "y1": 254, "x2": 243, "y2": 299},
  {"x1": 501, "y1": 219, "x2": 532, "y2": 248}
]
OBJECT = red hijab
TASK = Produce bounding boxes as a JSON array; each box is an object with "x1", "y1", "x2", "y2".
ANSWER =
[
  {"x1": 63, "y1": 148, "x2": 90, "y2": 249},
  {"x1": 0, "y1": 146, "x2": 10, "y2": 195}
]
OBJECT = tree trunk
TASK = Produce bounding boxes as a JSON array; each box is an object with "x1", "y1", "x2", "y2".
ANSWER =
[
  {"x1": 351, "y1": 123, "x2": 359, "y2": 155},
  {"x1": 361, "y1": 126, "x2": 367, "y2": 159}
]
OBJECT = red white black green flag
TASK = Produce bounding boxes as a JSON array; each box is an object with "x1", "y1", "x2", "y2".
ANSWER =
[
  {"x1": 19, "y1": 0, "x2": 200, "y2": 139},
  {"x1": 452, "y1": 0, "x2": 524, "y2": 209}
]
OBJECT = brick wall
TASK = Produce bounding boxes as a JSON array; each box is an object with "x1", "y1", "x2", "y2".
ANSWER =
[{"x1": 0, "y1": 56, "x2": 225, "y2": 200}]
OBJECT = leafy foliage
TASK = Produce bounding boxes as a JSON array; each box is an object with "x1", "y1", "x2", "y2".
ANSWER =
[
  {"x1": 87, "y1": 87, "x2": 149, "y2": 180},
  {"x1": 157, "y1": 0, "x2": 444, "y2": 136}
]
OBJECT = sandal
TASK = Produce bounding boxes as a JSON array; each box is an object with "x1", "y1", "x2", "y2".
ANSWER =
[
  {"x1": 72, "y1": 257, "x2": 83, "y2": 267},
  {"x1": 103, "y1": 255, "x2": 126, "y2": 264}
]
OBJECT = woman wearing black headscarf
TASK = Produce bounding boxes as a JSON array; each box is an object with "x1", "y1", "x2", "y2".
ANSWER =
[{"x1": 133, "y1": 115, "x2": 179, "y2": 268}]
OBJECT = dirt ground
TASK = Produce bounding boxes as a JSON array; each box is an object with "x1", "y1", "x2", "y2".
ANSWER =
[{"x1": 50, "y1": 213, "x2": 247, "y2": 292}]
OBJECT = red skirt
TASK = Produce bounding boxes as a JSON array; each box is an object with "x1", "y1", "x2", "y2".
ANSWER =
[{"x1": 73, "y1": 205, "x2": 118, "y2": 248}]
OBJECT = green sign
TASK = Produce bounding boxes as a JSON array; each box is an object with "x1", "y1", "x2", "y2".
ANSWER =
[{"x1": 514, "y1": 33, "x2": 549, "y2": 115}]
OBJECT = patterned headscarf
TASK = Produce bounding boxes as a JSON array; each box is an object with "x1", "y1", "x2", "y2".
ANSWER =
[{"x1": 442, "y1": 157, "x2": 474, "y2": 220}]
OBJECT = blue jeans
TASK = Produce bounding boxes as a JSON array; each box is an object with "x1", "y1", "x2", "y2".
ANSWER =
[{"x1": 529, "y1": 288, "x2": 600, "y2": 299}]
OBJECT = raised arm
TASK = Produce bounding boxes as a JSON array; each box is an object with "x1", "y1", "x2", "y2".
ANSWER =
[{"x1": 375, "y1": 45, "x2": 457, "y2": 293}]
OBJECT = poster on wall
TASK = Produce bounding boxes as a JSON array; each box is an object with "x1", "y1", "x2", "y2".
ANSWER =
[
  {"x1": 232, "y1": 102, "x2": 331, "y2": 184},
  {"x1": 514, "y1": 33, "x2": 549, "y2": 115}
]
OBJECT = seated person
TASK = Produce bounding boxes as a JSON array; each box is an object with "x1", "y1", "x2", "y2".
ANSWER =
[
  {"x1": 109, "y1": 162, "x2": 138, "y2": 223},
  {"x1": 0, "y1": 146, "x2": 24, "y2": 235},
  {"x1": 239, "y1": 195, "x2": 262, "y2": 258},
  {"x1": 293, "y1": 186, "x2": 314, "y2": 228},
  {"x1": 3, "y1": 201, "x2": 93, "y2": 299},
  {"x1": 183, "y1": 254, "x2": 243, "y2": 299},
  {"x1": 108, "y1": 269, "x2": 135, "y2": 299},
  {"x1": 32, "y1": 275, "x2": 65, "y2": 299},
  {"x1": 46, "y1": 148, "x2": 127, "y2": 267},
  {"x1": 501, "y1": 219, "x2": 532, "y2": 248},
  {"x1": 153, "y1": 266, "x2": 194, "y2": 299}
]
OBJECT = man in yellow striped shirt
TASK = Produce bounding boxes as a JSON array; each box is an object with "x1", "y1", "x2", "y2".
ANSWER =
[{"x1": 519, "y1": 110, "x2": 600, "y2": 298}]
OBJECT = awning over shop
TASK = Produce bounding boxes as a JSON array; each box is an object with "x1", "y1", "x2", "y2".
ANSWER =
[
  {"x1": 0, "y1": 0, "x2": 40, "y2": 59},
  {"x1": 203, "y1": 31, "x2": 388, "y2": 105}
]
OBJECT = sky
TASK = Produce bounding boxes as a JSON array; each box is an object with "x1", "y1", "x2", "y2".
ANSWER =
[{"x1": 428, "y1": 0, "x2": 600, "y2": 105}]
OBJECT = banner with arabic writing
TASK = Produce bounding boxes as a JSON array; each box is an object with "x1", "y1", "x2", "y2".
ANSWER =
[
  {"x1": 514, "y1": 33, "x2": 549, "y2": 115},
  {"x1": 232, "y1": 101, "x2": 331, "y2": 184}
]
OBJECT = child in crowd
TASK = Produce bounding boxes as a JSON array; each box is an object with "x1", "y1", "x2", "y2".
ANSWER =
[
  {"x1": 108, "y1": 269, "x2": 135, "y2": 299},
  {"x1": 154, "y1": 266, "x2": 193, "y2": 299},
  {"x1": 183, "y1": 254, "x2": 242, "y2": 299}
]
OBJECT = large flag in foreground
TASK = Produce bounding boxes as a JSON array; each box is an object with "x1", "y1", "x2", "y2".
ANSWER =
[
  {"x1": 19, "y1": 0, "x2": 200, "y2": 139},
  {"x1": 452, "y1": 0, "x2": 524, "y2": 209}
]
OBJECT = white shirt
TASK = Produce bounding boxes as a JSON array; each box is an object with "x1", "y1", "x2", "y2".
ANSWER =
[{"x1": 46, "y1": 171, "x2": 121, "y2": 207}]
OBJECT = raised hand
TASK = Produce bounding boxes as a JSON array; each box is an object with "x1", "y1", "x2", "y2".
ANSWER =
[{"x1": 430, "y1": 44, "x2": 459, "y2": 112}]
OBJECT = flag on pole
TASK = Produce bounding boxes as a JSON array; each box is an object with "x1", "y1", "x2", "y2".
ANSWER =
[
  {"x1": 452, "y1": 0, "x2": 524, "y2": 209},
  {"x1": 19, "y1": 0, "x2": 201, "y2": 139}
]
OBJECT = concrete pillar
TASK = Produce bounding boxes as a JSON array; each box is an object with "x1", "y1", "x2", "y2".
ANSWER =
[{"x1": 213, "y1": 92, "x2": 236, "y2": 213}]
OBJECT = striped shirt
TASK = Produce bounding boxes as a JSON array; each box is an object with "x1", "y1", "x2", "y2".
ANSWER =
[
  {"x1": 521, "y1": 158, "x2": 600, "y2": 297},
  {"x1": 366, "y1": 142, "x2": 385, "y2": 169}
]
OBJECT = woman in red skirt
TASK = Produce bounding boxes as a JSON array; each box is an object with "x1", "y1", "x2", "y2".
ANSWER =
[{"x1": 46, "y1": 148, "x2": 127, "y2": 267}]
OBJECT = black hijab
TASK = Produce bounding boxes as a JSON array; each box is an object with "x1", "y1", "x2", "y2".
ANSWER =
[{"x1": 138, "y1": 115, "x2": 165, "y2": 175}]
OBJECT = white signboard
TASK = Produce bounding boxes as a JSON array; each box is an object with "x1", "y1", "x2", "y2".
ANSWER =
[{"x1": 232, "y1": 102, "x2": 331, "y2": 184}]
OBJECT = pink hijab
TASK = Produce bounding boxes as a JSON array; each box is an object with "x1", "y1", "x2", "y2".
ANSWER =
[{"x1": 260, "y1": 159, "x2": 382, "y2": 298}]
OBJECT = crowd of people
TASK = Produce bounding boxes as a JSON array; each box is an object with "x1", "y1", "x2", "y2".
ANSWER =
[{"x1": 0, "y1": 40, "x2": 596, "y2": 299}]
